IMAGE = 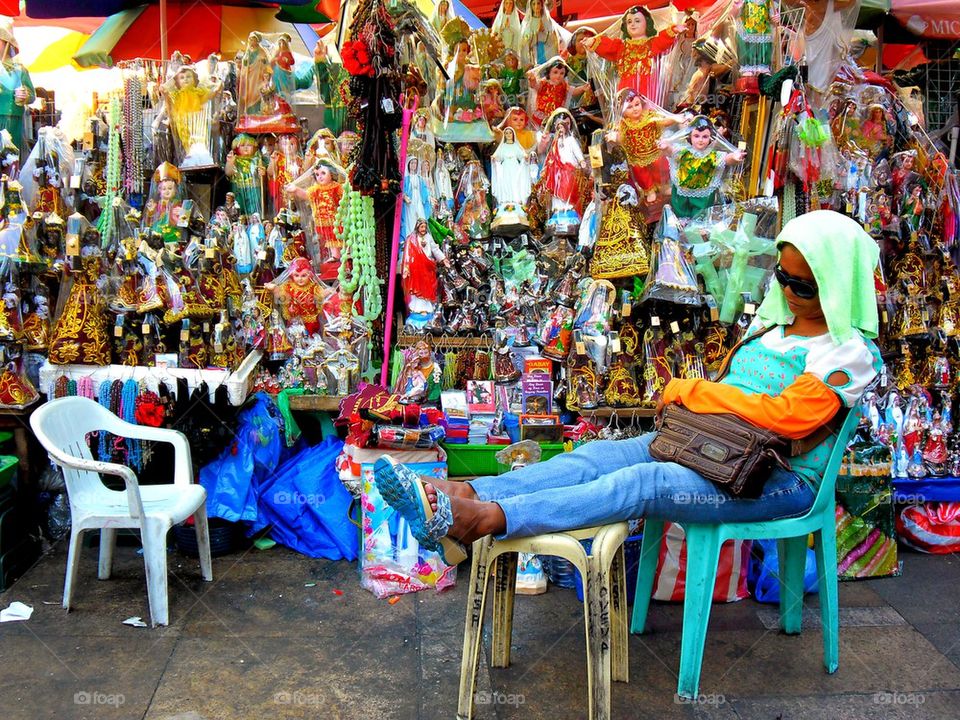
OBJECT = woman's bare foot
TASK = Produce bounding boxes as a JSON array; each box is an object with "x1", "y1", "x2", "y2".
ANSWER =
[
  {"x1": 425, "y1": 477, "x2": 477, "y2": 502},
  {"x1": 424, "y1": 483, "x2": 506, "y2": 544}
]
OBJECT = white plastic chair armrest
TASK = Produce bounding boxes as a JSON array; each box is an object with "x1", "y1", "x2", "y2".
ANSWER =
[{"x1": 47, "y1": 450, "x2": 145, "y2": 520}]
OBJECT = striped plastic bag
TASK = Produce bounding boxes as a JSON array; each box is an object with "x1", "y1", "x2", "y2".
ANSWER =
[{"x1": 652, "y1": 522, "x2": 751, "y2": 603}]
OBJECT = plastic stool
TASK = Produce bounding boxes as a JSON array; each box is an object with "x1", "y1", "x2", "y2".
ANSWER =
[{"x1": 457, "y1": 523, "x2": 630, "y2": 720}]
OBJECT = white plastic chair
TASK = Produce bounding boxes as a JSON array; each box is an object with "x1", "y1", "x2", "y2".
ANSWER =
[{"x1": 30, "y1": 396, "x2": 212, "y2": 627}]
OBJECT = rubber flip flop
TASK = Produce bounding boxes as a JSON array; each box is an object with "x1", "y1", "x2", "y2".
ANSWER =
[{"x1": 373, "y1": 455, "x2": 468, "y2": 566}]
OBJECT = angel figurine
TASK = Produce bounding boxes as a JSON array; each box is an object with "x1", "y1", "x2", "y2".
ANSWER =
[
  {"x1": 267, "y1": 256, "x2": 334, "y2": 336},
  {"x1": 606, "y1": 90, "x2": 680, "y2": 204},
  {"x1": 586, "y1": 6, "x2": 685, "y2": 99},
  {"x1": 661, "y1": 115, "x2": 745, "y2": 218},
  {"x1": 161, "y1": 58, "x2": 221, "y2": 168},
  {"x1": 225, "y1": 134, "x2": 266, "y2": 217},
  {"x1": 285, "y1": 159, "x2": 345, "y2": 279}
]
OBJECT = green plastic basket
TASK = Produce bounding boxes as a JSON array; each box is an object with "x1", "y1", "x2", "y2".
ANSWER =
[
  {"x1": 0, "y1": 456, "x2": 17, "y2": 490},
  {"x1": 442, "y1": 443, "x2": 566, "y2": 477}
]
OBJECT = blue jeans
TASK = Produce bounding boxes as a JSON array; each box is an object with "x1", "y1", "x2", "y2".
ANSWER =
[{"x1": 468, "y1": 435, "x2": 816, "y2": 539}]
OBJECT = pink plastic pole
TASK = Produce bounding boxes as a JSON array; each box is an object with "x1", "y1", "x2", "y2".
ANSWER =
[{"x1": 380, "y1": 94, "x2": 419, "y2": 388}]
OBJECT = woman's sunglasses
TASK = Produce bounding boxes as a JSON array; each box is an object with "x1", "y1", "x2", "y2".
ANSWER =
[{"x1": 774, "y1": 264, "x2": 818, "y2": 299}]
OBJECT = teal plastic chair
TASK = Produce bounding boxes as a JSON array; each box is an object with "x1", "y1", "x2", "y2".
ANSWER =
[{"x1": 630, "y1": 407, "x2": 862, "y2": 699}]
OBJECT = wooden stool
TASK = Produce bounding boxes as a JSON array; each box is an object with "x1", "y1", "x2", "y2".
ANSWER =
[{"x1": 457, "y1": 523, "x2": 630, "y2": 720}]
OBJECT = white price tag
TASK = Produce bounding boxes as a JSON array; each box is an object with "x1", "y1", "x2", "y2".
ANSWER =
[
  {"x1": 744, "y1": 302, "x2": 757, "y2": 315},
  {"x1": 651, "y1": 316, "x2": 660, "y2": 327},
  {"x1": 670, "y1": 321, "x2": 680, "y2": 334},
  {"x1": 69, "y1": 175, "x2": 81, "y2": 189}
]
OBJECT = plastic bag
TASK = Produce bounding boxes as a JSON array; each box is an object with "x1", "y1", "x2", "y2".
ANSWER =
[
  {"x1": 199, "y1": 393, "x2": 282, "y2": 523},
  {"x1": 255, "y1": 436, "x2": 356, "y2": 560},
  {"x1": 360, "y1": 460, "x2": 456, "y2": 598},
  {"x1": 748, "y1": 538, "x2": 818, "y2": 604},
  {"x1": 46, "y1": 492, "x2": 71, "y2": 541},
  {"x1": 641, "y1": 206, "x2": 701, "y2": 305},
  {"x1": 897, "y1": 502, "x2": 960, "y2": 555}
]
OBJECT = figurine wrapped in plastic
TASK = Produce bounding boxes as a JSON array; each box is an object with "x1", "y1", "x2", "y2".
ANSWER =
[
  {"x1": 640, "y1": 325, "x2": 673, "y2": 406},
  {"x1": 0, "y1": 345, "x2": 38, "y2": 409},
  {"x1": 411, "y1": 109, "x2": 436, "y2": 148},
  {"x1": 519, "y1": 0, "x2": 562, "y2": 67},
  {"x1": 604, "y1": 347, "x2": 642, "y2": 407},
  {"x1": 235, "y1": 32, "x2": 300, "y2": 135},
  {"x1": 495, "y1": 106, "x2": 537, "y2": 152},
  {"x1": 607, "y1": 91, "x2": 680, "y2": 204},
  {"x1": 267, "y1": 133, "x2": 303, "y2": 215},
  {"x1": 48, "y1": 232, "x2": 111, "y2": 365},
  {"x1": 733, "y1": 0, "x2": 775, "y2": 76},
  {"x1": 434, "y1": 40, "x2": 494, "y2": 144},
  {"x1": 0, "y1": 21, "x2": 34, "y2": 153},
  {"x1": 268, "y1": 257, "x2": 333, "y2": 336},
  {"x1": 526, "y1": 57, "x2": 585, "y2": 128},
  {"x1": 535, "y1": 108, "x2": 591, "y2": 236},
  {"x1": 566, "y1": 346, "x2": 600, "y2": 411},
  {"x1": 158, "y1": 245, "x2": 217, "y2": 324},
  {"x1": 586, "y1": 6, "x2": 683, "y2": 101},
  {"x1": 394, "y1": 339, "x2": 442, "y2": 405},
  {"x1": 402, "y1": 219, "x2": 450, "y2": 327},
  {"x1": 900, "y1": 181, "x2": 926, "y2": 234},
  {"x1": 431, "y1": 0, "x2": 454, "y2": 33},
  {"x1": 454, "y1": 161, "x2": 491, "y2": 241},
  {"x1": 859, "y1": 103, "x2": 892, "y2": 155},
  {"x1": 285, "y1": 159, "x2": 345, "y2": 279},
  {"x1": 537, "y1": 303, "x2": 574, "y2": 361},
  {"x1": 19, "y1": 126, "x2": 72, "y2": 216},
  {"x1": 661, "y1": 115, "x2": 745, "y2": 218},
  {"x1": 591, "y1": 180, "x2": 651, "y2": 279},
  {"x1": 491, "y1": 0, "x2": 522, "y2": 57},
  {"x1": 401, "y1": 156, "x2": 432, "y2": 240},
  {"x1": 225, "y1": 134, "x2": 266, "y2": 218},
  {"x1": 492, "y1": 324, "x2": 521, "y2": 383},
  {"x1": 263, "y1": 308, "x2": 293, "y2": 361},
  {"x1": 490, "y1": 127, "x2": 533, "y2": 209},
  {"x1": 641, "y1": 205, "x2": 701, "y2": 305},
  {"x1": 162, "y1": 58, "x2": 221, "y2": 168},
  {"x1": 141, "y1": 162, "x2": 185, "y2": 245},
  {"x1": 20, "y1": 279, "x2": 49, "y2": 350},
  {"x1": 565, "y1": 28, "x2": 598, "y2": 109},
  {"x1": 890, "y1": 149, "x2": 918, "y2": 213}
]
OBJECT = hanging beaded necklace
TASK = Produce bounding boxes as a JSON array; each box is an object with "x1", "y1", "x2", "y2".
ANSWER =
[
  {"x1": 121, "y1": 378, "x2": 142, "y2": 471},
  {"x1": 98, "y1": 96, "x2": 123, "y2": 244},
  {"x1": 335, "y1": 188, "x2": 382, "y2": 323},
  {"x1": 77, "y1": 376, "x2": 95, "y2": 400},
  {"x1": 122, "y1": 74, "x2": 143, "y2": 196},
  {"x1": 98, "y1": 380, "x2": 113, "y2": 461}
]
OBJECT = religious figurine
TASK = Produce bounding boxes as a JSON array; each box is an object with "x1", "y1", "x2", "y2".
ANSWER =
[
  {"x1": 586, "y1": 6, "x2": 684, "y2": 100},
  {"x1": 402, "y1": 219, "x2": 450, "y2": 328},
  {"x1": 527, "y1": 58, "x2": 582, "y2": 128},
  {"x1": 499, "y1": 51, "x2": 523, "y2": 103},
  {"x1": 491, "y1": 0, "x2": 522, "y2": 57},
  {"x1": 454, "y1": 161, "x2": 491, "y2": 241},
  {"x1": 890, "y1": 149, "x2": 919, "y2": 214},
  {"x1": 268, "y1": 133, "x2": 303, "y2": 215},
  {"x1": 496, "y1": 106, "x2": 537, "y2": 152},
  {"x1": 20, "y1": 127, "x2": 70, "y2": 216},
  {"x1": 434, "y1": 40, "x2": 494, "y2": 144},
  {"x1": 401, "y1": 156, "x2": 432, "y2": 241},
  {"x1": 606, "y1": 90, "x2": 679, "y2": 204},
  {"x1": 567, "y1": 348, "x2": 600, "y2": 411},
  {"x1": 661, "y1": 115, "x2": 745, "y2": 218},
  {"x1": 285, "y1": 160, "x2": 345, "y2": 279},
  {"x1": 733, "y1": 0, "x2": 775, "y2": 76},
  {"x1": 591, "y1": 181, "x2": 651, "y2": 279},
  {"x1": 267, "y1": 256, "x2": 333, "y2": 335},
  {"x1": 536, "y1": 108, "x2": 591, "y2": 235},
  {"x1": 394, "y1": 339, "x2": 442, "y2": 405},
  {"x1": 491, "y1": 127, "x2": 533, "y2": 209},
  {"x1": 519, "y1": 0, "x2": 562, "y2": 67},
  {"x1": 0, "y1": 20, "x2": 34, "y2": 153},
  {"x1": 225, "y1": 134, "x2": 266, "y2": 217},
  {"x1": 604, "y1": 357, "x2": 642, "y2": 407},
  {"x1": 48, "y1": 235, "x2": 111, "y2": 365},
  {"x1": 162, "y1": 58, "x2": 221, "y2": 168},
  {"x1": 493, "y1": 324, "x2": 521, "y2": 383},
  {"x1": 235, "y1": 32, "x2": 300, "y2": 135},
  {"x1": 142, "y1": 162, "x2": 185, "y2": 245}
]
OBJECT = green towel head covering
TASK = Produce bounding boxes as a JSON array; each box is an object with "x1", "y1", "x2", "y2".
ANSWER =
[{"x1": 757, "y1": 210, "x2": 879, "y2": 345}]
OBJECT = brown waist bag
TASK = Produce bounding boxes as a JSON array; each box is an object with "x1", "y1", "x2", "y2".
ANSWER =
[{"x1": 649, "y1": 326, "x2": 840, "y2": 499}]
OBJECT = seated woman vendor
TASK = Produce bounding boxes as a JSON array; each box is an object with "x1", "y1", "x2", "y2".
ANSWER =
[{"x1": 374, "y1": 210, "x2": 884, "y2": 565}]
